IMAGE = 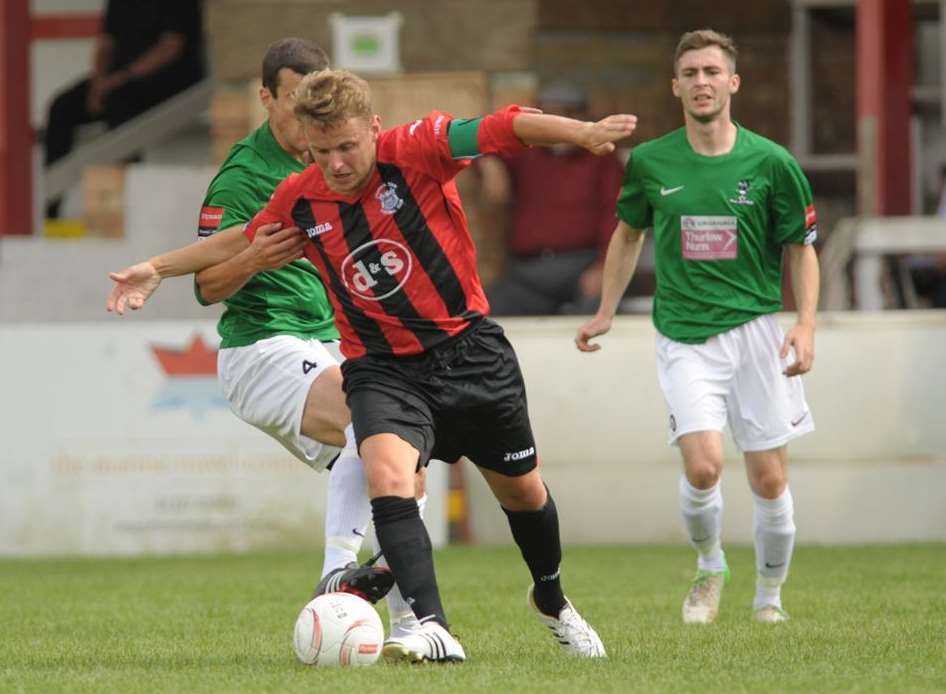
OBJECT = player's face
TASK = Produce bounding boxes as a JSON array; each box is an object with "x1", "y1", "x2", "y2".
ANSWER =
[
  {"x1": 261, "y1": 68, "x2": 308, "y2": 157},
  {"x1": 672, "y1": 46, "x2": 740, "y2": 124},
  {"x1": 304, "y1": 116, "x2": 381, "y2": 195}
]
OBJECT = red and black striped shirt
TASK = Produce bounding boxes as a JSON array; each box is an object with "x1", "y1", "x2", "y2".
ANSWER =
[{"x1": 245, "y1": 106, "x2": 526, "y2": 359}]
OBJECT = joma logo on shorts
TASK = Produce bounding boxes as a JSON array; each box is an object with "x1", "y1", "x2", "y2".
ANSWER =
[{"x1": 503, "y1": 446, "x2": 535, "y2": 462}]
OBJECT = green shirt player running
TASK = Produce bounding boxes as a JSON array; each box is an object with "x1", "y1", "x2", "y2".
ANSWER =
[
  {"x1": 106, "y1": 38, "x2": 425, "y2": 637},
  {"x1": 576, "y1": 29, "x2": 820, "y2": 626}
]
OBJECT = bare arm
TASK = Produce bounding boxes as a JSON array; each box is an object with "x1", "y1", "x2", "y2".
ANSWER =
[
  {"x1": 196, "y1": 226, "x2": 307, "y2": 304},
  {"x1": 91, "y1": 33, "x2": 187, "y2": 110},
  {"x1": 512, "y1": 112, "x2": 637, "y2": 155},
  {"x1": 151, "y1": 226, "x2": 250, "y2": 278},
  {"x1": 123, "y1": 32, "x2": 185, "y2": 80},
  {"x1": 106, "y1": 225, "x2": 251, "y2": 315},
  {"x1": 575, "y1": 221, "x2": 646, "y2": 352},
  {"x1": 781, "y1": 243, "x2": 820, "y2": 376},
  {"x1": 91, "y1": 34, "x2": 114, "y2": 81}
]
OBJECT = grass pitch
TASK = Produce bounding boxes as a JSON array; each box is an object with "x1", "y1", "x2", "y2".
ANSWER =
[{"x1": 2, "y1": 544, "x2": 944, "y2": 693}]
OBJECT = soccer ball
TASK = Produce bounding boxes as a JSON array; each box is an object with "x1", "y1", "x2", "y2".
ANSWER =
[{"x1": 293, "y1": 592, "x2": 384, "y2": 666}]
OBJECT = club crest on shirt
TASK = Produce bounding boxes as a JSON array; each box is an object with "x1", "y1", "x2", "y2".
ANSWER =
[
  {"x1": 376, "y1": 182, "x2": 404, "y2": 215},
  {"x1": 729, "y1": 179, "x2": 755, "y2": 206}
]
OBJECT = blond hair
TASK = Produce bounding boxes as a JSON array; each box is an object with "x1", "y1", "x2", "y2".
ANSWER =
[
  {"x1": 293, "y1": 68, "x2": 372, "y2": 129},
  {"x1": 673, "y1": 29, "x2": 738, "y2": 74}
]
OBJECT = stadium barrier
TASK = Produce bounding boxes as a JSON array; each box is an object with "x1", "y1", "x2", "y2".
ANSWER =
[{"x1": 2, "y1": 311, "x2": 944, "y2": 555}]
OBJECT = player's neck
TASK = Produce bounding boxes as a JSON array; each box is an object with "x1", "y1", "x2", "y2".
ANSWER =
[
  {"x1": 269, "y1": 123, "x2": 308, "y2": 163},
  {"x1": 684, "y1": 116, "x2": 737, "y2": 157}
]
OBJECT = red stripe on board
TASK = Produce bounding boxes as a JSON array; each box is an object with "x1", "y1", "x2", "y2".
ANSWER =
[{"x1": 31, "y1": 15, "x2": 101, "y2": 40}]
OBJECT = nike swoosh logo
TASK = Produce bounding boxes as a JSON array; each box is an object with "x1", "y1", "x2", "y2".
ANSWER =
[
  {"x1": 791, "y1": 411, "x2": 809, "y2": 427},
  {"x1": 352, "y1": 528, "x2": 365, "y2": 537},
  {"x1": 660, "y1": 185, "x2": 684, "y2": 196},
  {"x1": 691, "y1": 536, "x2": 710, "y2": 543},
  {"x1": 765, "y1": 561, "x2": 786, "y2": 569}
]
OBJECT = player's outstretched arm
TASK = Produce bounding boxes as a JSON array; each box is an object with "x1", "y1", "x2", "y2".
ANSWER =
[
  {"x1": 512, "y1": 112, "x2": 637, "y2": 155},
  {"x1": 105, "y1": 224, "x2": 277, "y2": 314},
  {"x1": 781, "y1": 243, "x2": 819, "y2": 376},
  {"x1": 575, "y1": 221, "x2": 646, "y2": 352}
]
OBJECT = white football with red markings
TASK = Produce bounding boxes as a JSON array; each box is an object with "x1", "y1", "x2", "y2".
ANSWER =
[{"x1": 293, "y1": 592, "x2": 384, "y2": 667}]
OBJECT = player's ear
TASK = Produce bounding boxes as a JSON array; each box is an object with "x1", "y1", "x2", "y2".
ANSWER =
[
  {"x1": 370, "y1": 114, "x2": 382, "y2": 139},
  {"x1": 730, "y1": 73, "x2": 740, "y2": 94},
  {"x1": 671, "y1": 77, "x2": 681, "y2": 98},
  {"x1": 259, "y1": 86, "x2": 274, "y2": 111}
]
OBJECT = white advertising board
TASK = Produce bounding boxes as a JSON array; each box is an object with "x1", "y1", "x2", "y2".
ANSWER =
[{"x1": 0, "y1": 321, "x2": 446, "y2": 556}]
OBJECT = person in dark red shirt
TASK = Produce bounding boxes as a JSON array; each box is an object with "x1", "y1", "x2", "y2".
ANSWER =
[
  {"x1": 107, "y1": 67, "x2": 636, "y2": 662},
  {"x1": 480, "y1": 82, "x2": 626, "y2": 315}
]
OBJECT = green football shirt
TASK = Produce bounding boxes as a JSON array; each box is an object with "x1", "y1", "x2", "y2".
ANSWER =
[
  {"x1": 197, "y1": 121, "x2": 339, "y2": 348},
  {"x1": 616, "y1": 125, "x2": 816, "y2": 344}
]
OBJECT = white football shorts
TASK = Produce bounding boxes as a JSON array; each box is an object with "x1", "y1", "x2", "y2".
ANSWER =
[
  {"x1": 655, "y1": 313, "x2": 815, "y2": 452},
  {"x1": 217, "y1": 335, "x2": 343, "y2": 470}
]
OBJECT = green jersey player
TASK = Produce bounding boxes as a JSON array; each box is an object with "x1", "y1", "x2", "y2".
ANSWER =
[
  {"x1": 106, "y1": 38, "x2": 425, "y2": 636},
  {"x1": 576, "y1": 29, "x2": 820, "y2": 625}
]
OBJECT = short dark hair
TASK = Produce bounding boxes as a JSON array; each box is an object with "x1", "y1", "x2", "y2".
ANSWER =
[
  {"x1": 673, "y1": 29, "x2": 737, "y2": 74},
  {"x1": 261, "y1": 38, "x2": 329, "y2": 96}
]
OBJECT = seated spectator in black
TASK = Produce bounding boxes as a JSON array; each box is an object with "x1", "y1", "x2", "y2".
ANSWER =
[
  {"x1": 479, "y1": 82, "x2": 626, "y2": 315},
  {"x1": 44, "y1": 0, "x2": 205, "y2": 217}
]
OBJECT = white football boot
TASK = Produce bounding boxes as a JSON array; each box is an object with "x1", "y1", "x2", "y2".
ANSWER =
[
  {"x1": 527, "y1": 586, "x2": 607, "y2": 658},
  {"x1": 388, "y1": 611, "x2": 423, "y2": 640},
  {"x1": 682, "y1": 564, "x2": 730, "y2": 625},
  {"x1": 382, "y1": 620, "x2": 465, "y2": 663},
  {"x1": 752, "y1": 605, "x2": 790, "y2": 623}
]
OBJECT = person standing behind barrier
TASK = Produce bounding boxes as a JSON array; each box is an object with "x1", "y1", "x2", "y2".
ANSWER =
[
  {"x1": 480, "y1": 82, "x2": 626, "y2": 315},
  {"x1": 576, "y1": 29, "x2": 820, "y2": 625},
  {"x1": 44, "y1": 0, "x2": 205, "y2": 217}
]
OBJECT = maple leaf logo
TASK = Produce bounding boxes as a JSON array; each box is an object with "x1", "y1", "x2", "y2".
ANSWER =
[
  {"x1": 149, "y1": 334, "x2": 225, "y2": 418},
  {"x1": 151, "y1": 335, "x2": 218, "y2": 376}
]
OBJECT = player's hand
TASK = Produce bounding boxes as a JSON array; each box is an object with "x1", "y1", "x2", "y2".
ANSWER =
[
  {"x1": 575, "y1": 314, "x2": 612, "y2": 352},
  {"x1": 581, "y1": 114, "x2": 638, "y2": 155},
  {"x1": 106, "y1": 261, "x2": 162, "y2": 315},
  {"x1": 247, "y1": 222, "x2": 307, "y2": 272},
  {"x1": 781, "y1": 323, "x2": 815, "y2": 376}
]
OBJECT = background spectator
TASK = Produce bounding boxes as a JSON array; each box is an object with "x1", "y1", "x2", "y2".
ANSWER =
[
  {"x1": 480, "y1": 82, "x2": 626, "y2": 315},
  {"x1": 44, "y1": 0, "x2": 205, "y2": 217}
]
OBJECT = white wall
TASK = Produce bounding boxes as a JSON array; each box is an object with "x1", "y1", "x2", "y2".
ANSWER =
[
  {"x1": 463, "y1": 313, "x2": 946, "y2": 545},
  {"x1": 0, "y1": 321, "x2": 448, "y2": 556},
  {"x1": 1, "y1": 313, "x2": 943, "y2": 556}
]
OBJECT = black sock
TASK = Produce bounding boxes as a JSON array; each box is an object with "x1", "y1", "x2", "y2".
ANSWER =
[
  {"x1": 371, "y1": 496, "x2": 448, "y2": 629},
  {"x1": 503, "y1": 488, "x2": 567, "y2": 617}
]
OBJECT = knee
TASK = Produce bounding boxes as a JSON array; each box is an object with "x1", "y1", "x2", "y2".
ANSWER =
[
  {"x1": 495, "y1": 472, "x2": 547, "y2": 511},
  {"x1": 751, "y1": 471, "x2": 786, "y2": 499},
  {"x1": 365, "y1": 456, "x2": 414, "y2": 499},
  {"x1": 685, "y1": 461, "x2": 722, "y2": 489}
]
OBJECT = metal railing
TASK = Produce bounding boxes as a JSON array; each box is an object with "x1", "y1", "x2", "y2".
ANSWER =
[{"x1": 43, "y1": 78, "x2": 214, "y2": 201}]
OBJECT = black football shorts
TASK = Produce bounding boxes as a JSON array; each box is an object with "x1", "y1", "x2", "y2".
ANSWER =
[{"x1": 341, "y1": 319, "x2": 538, "y2": 476}]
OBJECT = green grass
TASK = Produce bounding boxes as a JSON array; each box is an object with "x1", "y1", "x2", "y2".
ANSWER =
[{"x1": 1, "y1": 545, "x2": 944, "y2": 693}]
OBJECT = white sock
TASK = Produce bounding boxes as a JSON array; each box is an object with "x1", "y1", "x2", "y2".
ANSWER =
[
  {"x1": 377, "y1": 494, "x2": 427, "y2": 625},
  {"x1": 752, "y1": 487, "x2": 796, "y2": 610},
  {"x1": 321, "y1": 425, "x2": 370, "y2": 579},
  {"x1": 679, "y1": 476, "x2": 726, "y2": 572}
]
